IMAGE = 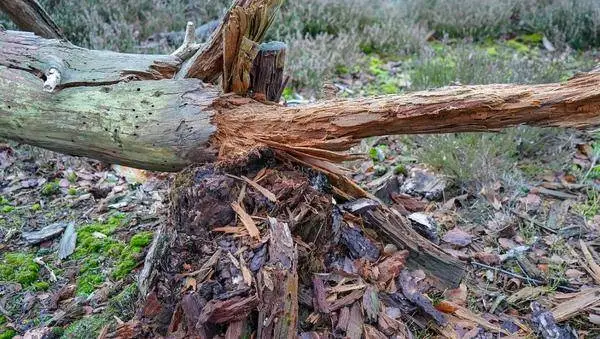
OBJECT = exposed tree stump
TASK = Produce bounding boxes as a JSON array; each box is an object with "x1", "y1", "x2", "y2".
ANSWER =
[
  {"x1": 250, "y1": 41, "x2": 287, "y2": 102},
  {"x1": 134, "y1": 149, "x2": 465, "y2": 338}
]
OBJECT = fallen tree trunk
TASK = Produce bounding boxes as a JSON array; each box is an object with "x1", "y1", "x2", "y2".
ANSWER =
[{"x1": 2, "y1": 27, "x2": 600, "y2": 171}]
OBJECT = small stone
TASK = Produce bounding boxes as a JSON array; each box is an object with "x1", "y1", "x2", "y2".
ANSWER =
[{"x1": 383, "y1": 244, "x2": 398, "y2": 255}]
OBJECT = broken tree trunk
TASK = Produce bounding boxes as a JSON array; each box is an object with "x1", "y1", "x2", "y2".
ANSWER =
[
  {"x1": 0, "y1": 0, "x2": 65, "y2": 40},
  {"x1": 2, "y1": 28, "x2": 600, "y2": 171},
  {"x1": 136, "y1": 153, "x2": 461, "y2": 338}
]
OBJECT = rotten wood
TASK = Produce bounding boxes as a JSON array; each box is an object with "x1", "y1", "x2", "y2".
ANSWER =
[
  {"x1": 0, "y1": 0, "x2": 65, "y2": 39},
  {"x1": 257, "y1": 217, "x2": 298, "y2": 339},
  {"x1": 250, "y1": 41, "x2": 287, "y2": 101},
  {"x1": 363, "y1": 208, "x2": 464, "y2": 288}
]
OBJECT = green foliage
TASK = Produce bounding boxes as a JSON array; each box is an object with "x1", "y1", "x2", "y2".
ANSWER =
[
  {"x1": 67, "y1": 188, "x2": 78, "y2": 196},
  {"x1": 31, "y1": 203, "x2": 41, "y2": 212},
  {"x1": 32, "y1": 281, "x2": 50, "y2": 291},
  {"x1": 0, "y1": 253, "x2": 42, "y2": 287},
  {"x1": 574, "y1": 189, "x2": 600, "y2": 219},
  {"x1": 66, "y1": 171, "x2": 78, "y2": 184},
  {"x1": 369, "y1": 145, "x2": 388, "y2": 162},
  {"x1": 393, "y1": 164, "x2": 408, "y2": 176},
  {"x1": 41, "y1": 180, "x2": 60, "y2": 196}
]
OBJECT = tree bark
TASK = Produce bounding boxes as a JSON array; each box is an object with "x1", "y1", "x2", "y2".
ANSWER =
[
  {"x1": 0, "y1": 0, "x2": 65, "y2": 40},
  {"x1": 2, "y1": 29, "x2": 600, "y2": 171}
]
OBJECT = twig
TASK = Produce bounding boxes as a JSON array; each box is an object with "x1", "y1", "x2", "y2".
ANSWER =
[
  {"x1": 34, "y1": 257, "x2": 57, "y2": 282},
  {"x1": 171, "y1": 21, "x2": 202, "y2": 60},
  {"x1": 509, "y1": 209, "x2": 557, "y2": 234},
  {"x1": 471, "y1": 261, "x2": 578, "y2": 293}
]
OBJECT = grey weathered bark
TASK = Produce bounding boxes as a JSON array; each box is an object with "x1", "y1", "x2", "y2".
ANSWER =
[
  {"x1": 0, "y1": 0, "x2": 65, "y2": 39},
  {"x1": 1, "y1": 28, "x2": 600, "y2": 171}
]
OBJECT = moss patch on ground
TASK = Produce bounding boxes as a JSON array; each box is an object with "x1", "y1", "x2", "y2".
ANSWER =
[
  {"x1": 0, "y1": 252, "x2": 41, "y2": 287},
  {"x1": 72, "y1": 214, "x2": 153, "y2": 295},
  {"x1": 61, "y1": 314, "x2": 111, "y2": 339}
]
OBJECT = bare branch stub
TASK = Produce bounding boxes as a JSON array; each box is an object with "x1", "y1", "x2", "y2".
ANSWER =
[{"x1": 171, "y1": 21, "x2": 202, "y2": 61}]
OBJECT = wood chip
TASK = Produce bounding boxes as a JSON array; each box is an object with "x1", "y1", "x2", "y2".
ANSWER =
[
  {"x1": 346, "y1": 302, "x2": 363, "y2": 339},
  {"x1": 239, "y1": 256, "x2": 252, "y2": 287},
  {"x1": 552, "y1": 287, "x2": 600, "y2": 322},
  {"x1": 241, "y1": 175, "x2": 278, "y2": 202},
  {"x1": 231, "y1": 202, "x2": 261, "y2": 240},
  {"x1": 329, "y1": 289, "x2": 365, "y2": 312},
  {"x1": 580, "y1": 240, "x2": 600, "y2": 284}
]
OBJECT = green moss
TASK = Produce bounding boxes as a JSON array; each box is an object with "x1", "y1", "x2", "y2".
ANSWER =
[
  {"x1": 31, "y1": 203, "x2": 41, "y2": 211},
  {"x1": 380, "y1": 81, "x2": 399, "y2": 94},
  {"x1": 73, "y1": 215, "x2": 151, "y2": 293},
  {"x1": 62, "y1": 314, "x2": 111, "y2": 339},
  {"x1": 518, "y1": 32, "x2": 544, "y2": 44},
  {"x1": 1, "y1": 206, "x2": 14, "y2": 213},
  {"x1": 0, "y1": 329, "x2": 16, "y2": 339},
  {"x1": 74, "y1": 215, "x2": 126, "y2": 295},
  {"x1": 32, "y1": 281, "x2": 50, "y2": 291},
  {"x1": 393, "y1": 164, "x2": 407, "y2": 176},
  {"x1": 41, "y1": 180, "x2": 60, "y2": 196},
  {"x1": 107, "y1": 283, "x2": 138, "y2": 321},
  {"x1": 0, "y1": 253, "x2": 40, "y2": 287},
  {"x1": 129, "y1": 232, "x2": 153, "y2": 247},
  {"x1": 68, "y1": 188, "x2": 77, "y2": 196},
  {"x1": 281, "y1": 87, "x2": 293, "y2": 100},
  {"x1": 0, "y1": 196, "x2": 8, "y2": 205},
  {"x1": 506, "y1": 39, "x2": 530, "y2": 53}
]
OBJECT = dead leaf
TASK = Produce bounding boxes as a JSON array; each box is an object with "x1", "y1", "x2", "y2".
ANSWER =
[
  {"x1": 442, "y1": 228, "x2": 472, "y2": 247},
  {"x1": 473, "y1": 252, "x2": 500, "y2": 265},
  {"x1": 435, "y1": 300, "x2": 459, "y2": 313},
  {"x1": 443, "y1": 283, "x2": 468, "y2": 306}
]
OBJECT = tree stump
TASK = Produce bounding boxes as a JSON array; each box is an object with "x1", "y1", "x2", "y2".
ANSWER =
[
  {"x1": 132, "y1": 149, "x2": 464, "y2": 338},
  {"x1": 250, "y1": 41, "x2": 287, "y2": 102}
]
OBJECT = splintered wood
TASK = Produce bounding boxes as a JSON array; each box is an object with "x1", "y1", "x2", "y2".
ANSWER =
[{"x1": 131, "y1": 156, "x2": 542, "y2": 338}]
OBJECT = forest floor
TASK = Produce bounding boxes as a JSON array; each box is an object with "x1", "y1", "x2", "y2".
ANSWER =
[{"x1": 2, "y1": 1, "x2": 600, "y2": 338}]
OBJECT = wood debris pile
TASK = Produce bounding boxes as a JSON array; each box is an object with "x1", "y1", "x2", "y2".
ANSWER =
[{"x1": 97, "y1": 151, "x2": 565, "y2": 338}]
